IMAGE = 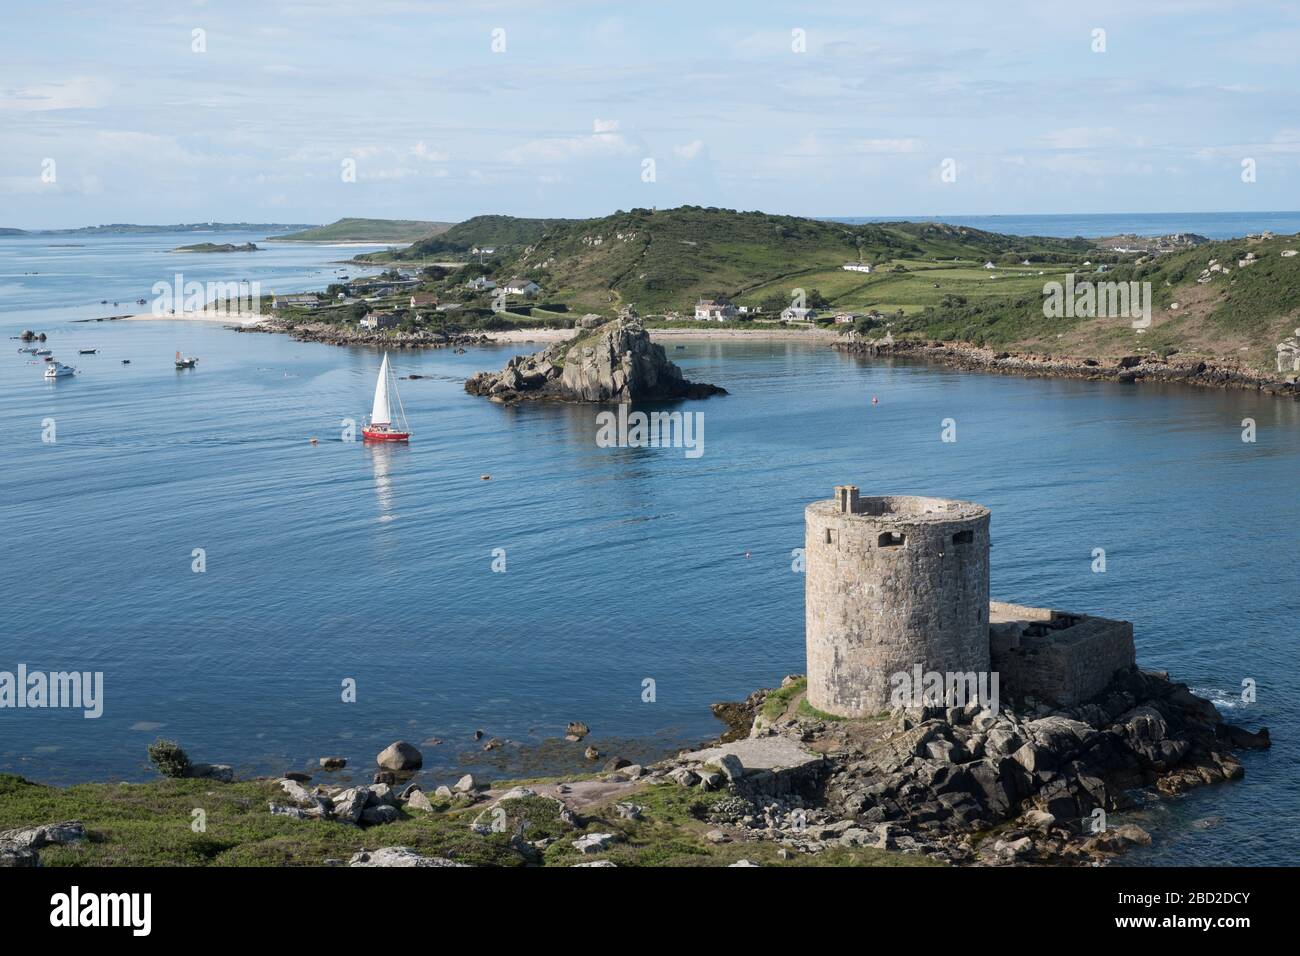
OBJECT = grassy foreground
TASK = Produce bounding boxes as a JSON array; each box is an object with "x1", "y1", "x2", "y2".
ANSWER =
[{"x1": 0, "y1": 772, "x2": 936, "y2": 868}]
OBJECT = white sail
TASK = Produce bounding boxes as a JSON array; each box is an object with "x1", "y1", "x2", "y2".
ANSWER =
[{"x1": 370, "y1": 353, "x2": 392, "y2": 425}]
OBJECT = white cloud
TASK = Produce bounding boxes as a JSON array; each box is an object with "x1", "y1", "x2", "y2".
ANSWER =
[
  {"x1": 503, "y1": 121, "x2": 635, "y2": 165},
  {"x1": 673, "y1": 139, "x2": 704, "y2": 160},
  {"x1": 1039, "y1": 127, "x2": 1126, "y2": 150},
  {"x1": 0, "y1": 77, "x2": 106, "y2": 112},
  {"x1": 410, "y1": 141, "x2": 450, "y2": 162},
  {"x1": 852, "y1": 138, "x2": 920, "y2": 154}
]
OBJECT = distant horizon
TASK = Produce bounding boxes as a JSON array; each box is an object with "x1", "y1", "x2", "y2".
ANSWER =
[{"x1": 7, "y1": 207, "x2": 1300, "y2": 239}]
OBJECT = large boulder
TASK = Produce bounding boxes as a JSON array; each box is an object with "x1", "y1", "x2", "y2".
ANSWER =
[
  {"x1": 0, "y1": 821, "x2": 86, "y2": 849},
  {"x1": 330, "y1": 787, "x2": 371, "y2": 824},
  {"x1": 376, "y1": 741, "x2": 422, "y2": 771},
  {"x1": 348, "y1": 847, "x2": 469, "y2": 867}
]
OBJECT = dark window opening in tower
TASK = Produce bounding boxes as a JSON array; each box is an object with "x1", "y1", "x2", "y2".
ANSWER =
[{"x1": 878, "y1": 531, "x2": 905, "y2": 548}]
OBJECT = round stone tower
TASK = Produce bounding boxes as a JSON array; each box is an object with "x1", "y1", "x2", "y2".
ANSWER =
[{"x1": 805, "y1": 486, "x2": 991, "y2": 717}]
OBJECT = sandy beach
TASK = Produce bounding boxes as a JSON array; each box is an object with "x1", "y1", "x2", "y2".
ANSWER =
[{"x1": 121, "y1": 310, "x2": 268, "y2": 327}]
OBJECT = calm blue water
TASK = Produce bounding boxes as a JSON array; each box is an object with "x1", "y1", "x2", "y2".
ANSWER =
[
  {"x1": 1, "y1": 231, "x2": 1296, "y2": 866},
  {"x1": 833, "y1": 211, "x2": 1300, "y2": 241}
]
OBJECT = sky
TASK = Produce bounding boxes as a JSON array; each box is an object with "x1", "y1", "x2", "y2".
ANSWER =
[{"x1": 3, "y1": 0, "x2": 1300, "y2": 228}]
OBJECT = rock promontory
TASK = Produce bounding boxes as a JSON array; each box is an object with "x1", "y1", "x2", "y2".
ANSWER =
[{"x1": 465, "y1": 319, "x2": 726, "y2": 403}]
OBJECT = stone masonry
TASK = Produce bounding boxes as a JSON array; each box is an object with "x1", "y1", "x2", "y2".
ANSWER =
[
  {"x1": 806, "y1": 486, "x2": 1137, "y2": 717},
  {"x1": 805, "y1": 487, "x2": 991, "y2": 717},
  {"x1": 989, "y1": 601, "x2": 1136, "y2": 708}
]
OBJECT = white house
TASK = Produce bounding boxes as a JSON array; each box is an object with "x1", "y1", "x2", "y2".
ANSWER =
[
  {"x1": 780, "y1": 306, "x2": 818, "y2": 323},
  {"x1": 842, "y1": 262, "x2": 873, "y2": 273},
  {"x1": 695, "y1": 298, "x2": 736, "y2": 321},
  {"x1": 359, "y1": 312, "x2": 400, "y2": 330},
  {"x1": 501, "y1": 278, "x2": 541, "y2": 296},
  {"x1": 983, "y1": 261, "x2": 996, "y2": 270},
  {"x1": 465, "y1": 277, "x2": 496, "y2": 292}
]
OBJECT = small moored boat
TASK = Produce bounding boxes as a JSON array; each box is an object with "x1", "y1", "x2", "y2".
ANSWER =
[
  {"x1": 79, "y1": 348, "x2": 99, "y2": 355},
  {"x1": 44, "y1": 362, "x2": 76, "y2": 379},
  {"x1": 362, "y1": 353, "x2": 410, "y2": 442},
  {"x1": 175, "y1": 351, "x2": 198, "y2": 369}
]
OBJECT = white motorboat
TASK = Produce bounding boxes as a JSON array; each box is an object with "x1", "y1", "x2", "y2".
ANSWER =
[{"x1": 44, "y1": 362, "x2": 76, "y2": 379}]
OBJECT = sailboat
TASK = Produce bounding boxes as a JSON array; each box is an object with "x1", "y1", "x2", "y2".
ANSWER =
[{"x1": 362, "y1": 352, "x2": 410, "y2": 442}]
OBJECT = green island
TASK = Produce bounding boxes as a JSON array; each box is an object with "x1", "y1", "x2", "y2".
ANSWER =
[
  {"x1": 171, "y1": 242, "x2": 260, "y2": 253},
  {"x1": 267, "y1": 217, "x2": 454, "y2": 243},
  {"x1": 259, "y1": 205, "x2": 1300, "y2": 379}
]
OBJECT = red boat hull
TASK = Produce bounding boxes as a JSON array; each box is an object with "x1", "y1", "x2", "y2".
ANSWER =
[{"x1": 362, "y1": 426, "x2": 409, "y2": 442}]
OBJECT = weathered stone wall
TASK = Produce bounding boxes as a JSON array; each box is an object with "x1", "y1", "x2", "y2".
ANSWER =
[
  {"x1": 805, "y1": 487, "x2": 991, "y2": 717},
  {"x1": 989, "y1": 601, "x2": 1136, "y2": 707}
]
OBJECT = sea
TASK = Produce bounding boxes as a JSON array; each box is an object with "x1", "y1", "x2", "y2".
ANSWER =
[{"x1": 0, "y1": 214, "x2": 1296, "y2": 866}]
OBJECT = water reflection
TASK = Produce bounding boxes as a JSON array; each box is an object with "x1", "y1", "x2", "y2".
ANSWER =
[{"x1": 365, "y1": 441, "x2": 407, "y2": 520}]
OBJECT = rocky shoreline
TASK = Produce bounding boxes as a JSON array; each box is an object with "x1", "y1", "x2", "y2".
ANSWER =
[
  {"x1": 837, "y1": 338, "x2": 1300, "y2": 398},
  {"x1": 680, "y1": 667, "x2": 1269, "y2": 866},
  {"x1": 1, "y1": 665, "x2": 1268, "y2": 867},
  {"x1": 233, "y1": 317, "x2": 490, "y2": 350}
]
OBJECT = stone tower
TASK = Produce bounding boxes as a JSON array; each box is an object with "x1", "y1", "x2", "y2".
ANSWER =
[{"x1": 805, "y1": 486, "x2": 991, "y2": 717}]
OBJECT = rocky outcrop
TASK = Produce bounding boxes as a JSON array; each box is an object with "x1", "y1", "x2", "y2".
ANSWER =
[
  {"x1": 465, "y1": 319, "x2": 726, "y2": 403},
  {"x1": 269, "y1": 766, "x2": 481, "y2": 828},
  {"x1": 348, "y1": 847, "x2": 469, "y2": 867},
  {"x1": 0, "y1": 820, "x2": 87, "y2": 867},
  {"x1": 668, "y1": 667, "x2": 1269, "y2": 865}
]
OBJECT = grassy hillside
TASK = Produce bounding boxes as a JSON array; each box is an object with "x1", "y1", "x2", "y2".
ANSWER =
[
  {"x1": 390, "y1": 214, "x2": 577, "y2": 260},
  {"x1": 269, "y1": 218, "x2": 453, "y2": 242},
  {"x1": 491, "y1": 206, "x2": 1098, "y2": 314},
  {"x1": 895, "y1": 232, "x2": 1300, "y2": 370}
]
